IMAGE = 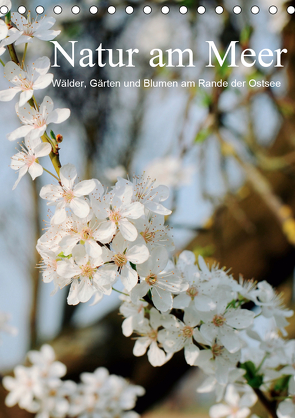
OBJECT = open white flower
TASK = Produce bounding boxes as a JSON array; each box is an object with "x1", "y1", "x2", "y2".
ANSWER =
[
  {"x1": 115, "y1": 174, "x2": 172, "y2": 215},
  {"x1": 158, "y1": 307, "x2": 201, "y2": 365},
  {"x1": 7, "y1": 96, "x2": 70, "y2": 141},
  {"x1": 58, "y1": 213, "x2": 104, "y2": 258},
  {"x1": 11, "y1": 137, "x2": 51, "y2": 190},
  {"x1": 277, "y1": 377, "x2": 295, "y2": 418},
  {"x1": 11, "y1": 13, "x2": 60, "y2": 45},
  {"x1": 131, "y1": 247, "x2": 188, "y2": 312},
  {"x1": 93, "y1": 191, "x2": 144, "y2": 242},
  {"x1": 254, "y1": 281, "x2": 293, "y2": 336},
  {"x1": 133, "y1": 212, "x2": 174, "y2": 252},
  {"x1": 56, "y1": 244, "x2": 116, "y2": 305},
  {"x1": 173, "y1": 251, "x2": 217, "y2": 312},
  {"x1": 199, "y1": 294, "x2": 255, "y2": 354},
  {"x1": 0, "y1": 19, "x2": 8, "y2": 41},
  {"x1": 209, "y1": 385, "x2": 257, "y2": 418},
  {"x1": 0, "y1": 57, "x2": 53, "y2": 107},
  {"x1": 27, "y1": 344, "x2": 66, "y2": 380},
  {"x1": 40, "y1": 164, "x2": 96, "y2": 224},
  {"x1": 3, "y1": 365, "x2": 42, "y2": 412},
  {"x1": 133, "y1": 309, "x2": 172, "y2": 367},
  {"x1": 103, "y1": 232, "x2": 149, "y2": 291},
  {"x1": 0, "y1": 27, "x2": 23, "y2": 56},
  {"x1": 119, "y1": 293, "x2": 148, "y2": 337}
]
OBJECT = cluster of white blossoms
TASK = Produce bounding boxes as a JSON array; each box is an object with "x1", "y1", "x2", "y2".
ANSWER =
[
  {"x1": 2, "y1": 5, "x2": 295, "y2": 418},
  {"x1": 3, "y1": 344, "x2": 144, "y2": 418}
]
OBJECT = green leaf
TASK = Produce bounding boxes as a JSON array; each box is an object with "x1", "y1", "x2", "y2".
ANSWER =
[
  {"x1": 240, "y1": 361, "x2": 263, "y2": 388},
  {"x1": 50, "y1": 130, "x2": 56, "y2": 140},
  {"x1": 130, "y1": 262, "x2": 137, "y2": 271},
  {"x1": 274, "y1": 375, "x2": 291, "y2": 392},
  {"x1": 194, "y1": 128, "x2": 211, "y2": 143},
  {"x1": 58, "y1": 251, "x2": 71, "y2": 259}
]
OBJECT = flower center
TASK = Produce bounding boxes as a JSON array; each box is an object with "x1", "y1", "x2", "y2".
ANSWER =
[
  {"x1": 145, "y1": 274, "x2": 158, "y2": 286},
  {"x1": 186, "y1": 286, "x2": 198, "y2": 299},
  {"x1": 109, "y1": 210, "x2": 121, "y2": 225},
  {"x1": 17, "y1": 74, "x2": 34, "y2": 91},
  {"x1": 63, "y1": 189, "x2": 74, "y2": 203},
  {"x1": 141, "y1": 229, "x2": 156, "y2": 243},
  {"x1": 81, "y1": 227, "x2": 92, "y2": 241},
  {"x1": 33, "y1": 114, "x2": 46, "y2": 128},
  {"x1": 231, "y1": 406, "x2": 240, "y2": 415},
  {"x1": 81, "y1": 264, "x2": 94, "y2": 278},
  {"x1": 148, "y1": 329, "x2": 158, "y2": 341},
  {"x1": 49, "y1": 389, "x2": 57, "y2": 397},
  {"x1": 25, "y1": 154, "x2": 36, "y2": 167},
  {"x1": 212, "y1": 315, "x2": 226, "y2": 327},
  {"x1": 113, "y1": 253, "x2": 127, "y2": 267},
  {"x1": 182, "y1": 326, "x2": 193, "y2": 338},
  {"x1": 211, "y1": 343, "x2": 224, "y2": 358}
]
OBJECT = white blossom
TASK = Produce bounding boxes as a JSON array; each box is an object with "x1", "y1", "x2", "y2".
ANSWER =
[
  {"x1": 40, "y1": 164, "x2": 96, "y2": 224},
  {"x1": 7, "y1": 96, "x2": 70, "y2": 142},
  {"x1": 209, "y1": 385, "x2": 257, "y2": 418},
  {"x1": 11, "y1": 137, "x2": 51, "y2": 189},
  {"x1": 0, "y1": 57, "x2": 53, "y2": 106},
  {"x1": 11, "y1": 13, "x2": 60, "y2": 45}
]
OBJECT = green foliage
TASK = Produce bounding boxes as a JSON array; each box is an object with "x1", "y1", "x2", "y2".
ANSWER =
[
  {"x1": 58, "y1": 252, "x2": 71, "y2": 259},
  {"x1": 240, "y1": 361, "x2": 264, "y2": 388},
  {"x1": 273, "y1": 375, "x2": 291, "y2": 392},
  {"x1": 240, "y1": 25, "x2": 253, "y2": 46},
  {"x1": 194, "y1": 128, "x2": 212, "y2": 143},
  {"x1": 50, "y1": 130, "x2": 56, "y2": 141}
]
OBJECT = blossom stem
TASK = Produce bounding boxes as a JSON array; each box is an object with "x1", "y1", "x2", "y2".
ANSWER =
[
  {"x1": 253, "y1": 388, "x2": 278, "y2": 418},
  {"x1": 21, "y1": 43, "x2": 28, "y2": 69},
  {"x1": 43, "y1": 167, "x2": 60, "y2": 181},
  {"x1": 256, "y1": 353, "x2": 268, "y2": 373},
  {"x1": 0, "y1": 59, "x2": 4, "y2": 67},
  {"x1": 112, "y1": 287, "x2": 130, "y2": 297}
]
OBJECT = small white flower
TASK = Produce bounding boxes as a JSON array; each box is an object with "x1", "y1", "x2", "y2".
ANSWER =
[
  {"x1": 56, "y1": 244, "x2": 117, "y2": 305},
  {"x1": 173, "y1": 251, "x2": 217, "y2": 312},
  {"x1": 11, "y1": 13, "x2": 60, "y2": 45},
  {"x1": 93, "y1": 191, "x2": 144, "y2": 242},
  {"x1": 27, "y1": 344, "x2": 66, "y2": 380},
  {"x1": 115, "y1": 174, "x2": 172, "y2": 215},
  {"x1": 254, "y1": 281, "x2": 293, "y2": 336},
  {"x1": 0, "y1": 27, "x2": 23, "y2": 56},
  {"x1": 11, "y1": 137, "x2": 51, "y2": 189},
  {"x1": 199, "y1": 295, "x2": 255, "y2": 354},
  {"x1": 103, "y1": 232, "x2": 150, "y2": 291},
  {"x1": 158, "y1": 307, "x2": 201, "y2": 365},
  {"x1": 120, "y1": 293, "x2": 148, "y2": 337},
  {"x1": 209, "y1": 385, "x2": 257, "y2": 418},
  {"x1": 0, "y1": 19, "x2": 8, "y2": 41},
  {"x1": 7, "y1": 96, "x2": 70, "y2": 142},
  {"x1": 0, "y1": 57, "x2": 53, "y2": 106},
  {"x1": 40, "y1": 164, "x2": 96, "y2": 224},
  {"x1": 133, "y1": 309, "x2": 172, "y2": 367},
  {"x1": 3, "y1": 365, "x2": 42, "y2": 412},
  {"x1": 131, "y1": 247, "x2": 188, "y2": 312},
  {"x1": 58, "y1": 213, "x2": 104, "y2": 258},
  {"x1": 133, "y1": 212, "x2": 174, "y2": 252}
]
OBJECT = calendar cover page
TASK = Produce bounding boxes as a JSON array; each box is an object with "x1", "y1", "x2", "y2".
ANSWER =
[{"x1": 0, "y1": 1, "x2": 295, "y2": 418}]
